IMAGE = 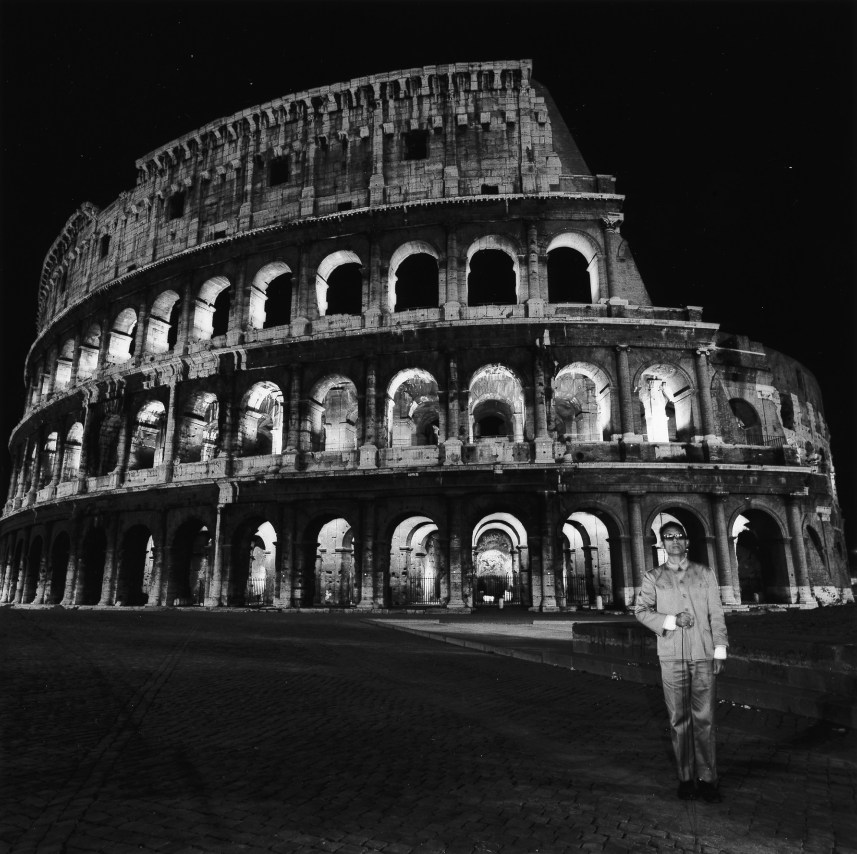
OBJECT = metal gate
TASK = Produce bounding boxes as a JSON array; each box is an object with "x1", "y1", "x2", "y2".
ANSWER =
[
  {"x1": 405, "y1": 575, "x2": 444, "y2": 606},
  {"x1": 474, "y1": 574, "x2": 520, "y2": 606}
]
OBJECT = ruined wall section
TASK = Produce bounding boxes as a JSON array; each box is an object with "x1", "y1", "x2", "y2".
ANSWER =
[{"x1": 37, "y1": 59, "x2": 630, "y2": 334}]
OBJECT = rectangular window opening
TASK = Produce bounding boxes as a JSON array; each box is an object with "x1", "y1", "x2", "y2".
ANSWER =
[
  {"x1": 99, "y1": 234, "x2": 111, "y2": 258},
  {"x1": 404, "y1": 130, "x2": 429, "y2": 160},
  {"x1": 268, "y1": 156, "x2": 290, "y2": 186},
  {"x1": 481, "y1": 184, "x2": 500, "y2": 195},
  {"x1": 167, "y1": 192, "x2": 186, "y2": 220}
]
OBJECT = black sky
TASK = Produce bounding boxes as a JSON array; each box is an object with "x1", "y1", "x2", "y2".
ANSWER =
[{"x1": 1, "y1": 0, "x2": 855, "y2": 551}]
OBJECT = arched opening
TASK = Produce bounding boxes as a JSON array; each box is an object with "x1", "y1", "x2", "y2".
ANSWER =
[
  {"x1": 192, "y1": 276, "x2": 231, "y2": 341},
  {"x1": 562, "y1": 512, "x2": 618, "y2": 607},
  {"x1": 249, "y1": 262, "x2": 293, "y2": 330},
  {"x1": 22, "y1": 537, "x2": 43, "y2": 603},
  {"x1": 169, "y1": 521, "x2": 212, "y2": 606},
  {"x1": 325, "y1": 264, "x2": 363, "y2": 316},
  {"x1": 316, "y1": 250, "x2": 363, "y2": 317},
  {"x1": 547, "y1": 247, "x2": 592, "y2": 303},
  {"x1": 54, "y1": 339, "x2": 75, "y2": 390},
  {"x1": 552, "y1": 363, "x2": 612, "y2": 442},
  {"x1": 146, "y1": 290, "x2": 182, "y2": 354},
  {"x1": 732, "y1": 510, "x2": 790, "y2": 604},
  {"x1": 471, "y1": 513, "x2": 529, "y2": 607},
  {"x1": 116, "y1": 526, "x2": 154, "y2": 606},
  {"x1": 61, "y1": 422, "x2": 84, "y2": 480},
  {"x1": 47, "y1": 532, "x2": 70, "y2": 604},
  {"x1": 108, "y1": 308, "x2": 138, "y2": 364},
  {"x1": 240, "y1": 382, "x2": 283, "y2": 457},
  {"x1": 311, "y1": 518, "x2": 356, "y2": 607},
  {"x1": 229, "y1": 519, "x2": 277, "y2": 607},
  {"x1": 79, "y1": 527, "x2": 107, "y2": 605},
  {"x1": 128, "y1": 400, "x2": 167, "y2": 470},
  {"x1": 178, "y1": 392, "x2": 220, "y2": 463},
  {"x1": 650, "y1": 508, "x2": 708, "y2": 569},
  {"x1": 389, "y1": 516, "x2": 444, "y2": 607},
  {"x1": 308, "y1": 377, "x2": 360, "y2": 452},
  {"x1": 39, "y1": 432, "x2": 59, "y2": 488},
  {"x1": 467, "y1": 249, "x2": 517, "y2": 306},
  {"x1": 385, "y1": 369, "x2": 440, "y2": 447},
  {"x1": 76, "y1": 324, "x2": 101, "y2": 381},
  {"x1": 468, "y1": 365, "x2": 525, "y2": 443},
  {"x1": 728, "y1": 398, "x2": 763, "y2": 445},
  {"x1": 637, "y1": 365, "x2": 695, "y2": 442},
  {"x1": 389, "y1": 245, "x2": 440, "y2": 311}
]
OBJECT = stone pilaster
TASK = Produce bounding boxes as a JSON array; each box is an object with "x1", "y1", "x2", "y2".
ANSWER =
[
  {"x1": 615, "y1": 345, "x2": 640, "y2": 442},
  {"x1": 627, "y1": 490, "x2": 646, "y2": 599},
  {"x1": 711, "y1": 492, "x2": 740, "y2": 604},
  {"x1": 787, "y1": 496, "x2": 814, "y2": 605},
  {"x1": 694, "y1": 347, "x2": 719, "y2": 443}
]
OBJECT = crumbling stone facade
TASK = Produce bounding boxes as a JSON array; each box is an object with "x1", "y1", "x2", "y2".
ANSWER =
[{"x1": 2, "y1": 59, "x2": 850, "y2": 611}]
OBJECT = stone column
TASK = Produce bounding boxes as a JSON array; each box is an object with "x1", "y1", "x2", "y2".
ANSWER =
[
  {"x1": 26, "y1": 430, "x2": 44, "y2": 504},
  {"x1": 786, "y1": 496, "x2": 813, "y2": 605},
  {"x1": 615, "y1": 345, "x2": 639, "y2": 442},
  {"x1": 694, "y1": 347, "x2": 719, "y2": 442},
  {"x1": 207, "y1": 504, "x2": 227, "y2": 607},
  {"x1": 96, "y1": 310, "x2": 112, "y2": 371},
  {"x1": 111, "y1": 401, "x2": 132, "y2": 487},
  {"x1": 98, "y1": 518, "x2": 120, "y2": 606},
  {"x1": 49, "y1": 426, "x2": 67, "y2": 489},
  {"x1": 286, "y1": 366, "x2": 301, "y2": 452},
  {"x1": 444, "y1": 228, "x2": 461, "y2": 318},
  {"x1": 161, "y1": 382, "x2": 179, "y2": 482},
  {"x1": 600, "y1": 216, "x2": 623, "y2": 299},
  {"x1": 0, "y1": 544, "x2": 15, "y2": 602},
  {"x1": 60, "y1": 534, "x2": 79, "y2": 607},
  {"x1": 525, "y1": 222, "x2": 544, "y2": 313},
  {"x1": 711, "y1": 492, "x2": 740, "y2": 604},
  {"x1": 68, "y1": 333, "x2": 82, "y2": 386},
  {"x1": 539, "y1": 493, "x2": 559, "y2": 611},
  {"x1": 178, "y1": 280, "x2": 194, "y2": 352},
  {"x1": 275, "y1": 503, "x2": 295, "y2": 607},
  {"x1": 446, "y1": 498, "x2": 467, "y2": 609},
  {"x1": 357, "y1": 499, "x2": 376, "y2": 610},
  {"x1": 77, "y1": 400, "x2": 94, "y2": 488},
  {"x1": 359, "y1": 357, "x2": 378, "y2": 469},
  {"x1": 365, "y1": 236, "x2": 382, "y2": 325},
  {"x1": 533, "y1": 348, "x2": 553, "y2": 461},
  {"x1": 627, "y1": 490, "x2": 646, "y2": 599},
  {"x1": 133, "y1": 297, "x2": 148, "y2": 363}
]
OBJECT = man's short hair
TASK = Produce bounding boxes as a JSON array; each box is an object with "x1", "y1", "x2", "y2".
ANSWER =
[{"x1": 659, "y1": 522, "x2": 687, "y2": 541}]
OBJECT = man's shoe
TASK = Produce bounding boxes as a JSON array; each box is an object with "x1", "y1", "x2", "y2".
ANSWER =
[
  {"x1": 697, "y1": 779, "x2": 722, "y2": 803},
  {"x1": 677, "y1": 780, "x2": 697, "y2": 800}
]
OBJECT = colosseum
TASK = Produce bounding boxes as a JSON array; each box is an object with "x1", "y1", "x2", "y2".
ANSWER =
[{"x1": 1, "y1": 59, "x2": 851, "y2": 613}]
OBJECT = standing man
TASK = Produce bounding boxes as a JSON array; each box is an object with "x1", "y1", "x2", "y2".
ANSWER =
[{"x1": 635, "y1": 521, "x2": 728, "y2": 803}]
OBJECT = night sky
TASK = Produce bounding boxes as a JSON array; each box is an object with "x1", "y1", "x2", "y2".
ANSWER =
[{"x1": 1, "y1": 1, "x2": 854, "y2": 553}]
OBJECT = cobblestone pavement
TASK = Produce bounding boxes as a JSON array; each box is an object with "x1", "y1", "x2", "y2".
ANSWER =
[{"x1": 1, "y1": 608, "x2": 855, "y2": 854}]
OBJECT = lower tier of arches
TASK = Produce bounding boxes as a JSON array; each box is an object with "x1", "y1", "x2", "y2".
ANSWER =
[{"x1": 2, "y1": 478, "x2": 852, "y2": 611}]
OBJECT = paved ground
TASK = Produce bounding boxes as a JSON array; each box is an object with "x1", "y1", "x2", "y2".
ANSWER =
[{"x1": 1, "y1": 608, "x2": 855, "y2": 854}]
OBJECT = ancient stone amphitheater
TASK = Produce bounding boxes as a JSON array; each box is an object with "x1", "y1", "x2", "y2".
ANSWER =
[{"x1": 2, "y1": 59, "x2": 850, "y2": 612}]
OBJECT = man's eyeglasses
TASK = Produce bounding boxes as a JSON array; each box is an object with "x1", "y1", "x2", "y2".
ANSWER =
[{"x1": 662, "y1": 534, "x2": 687, "y2": 541}]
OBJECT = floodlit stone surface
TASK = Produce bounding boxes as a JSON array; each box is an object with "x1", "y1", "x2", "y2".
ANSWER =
[{"x1": 1, "y1": 60, "x2": 850, "y2": 611}]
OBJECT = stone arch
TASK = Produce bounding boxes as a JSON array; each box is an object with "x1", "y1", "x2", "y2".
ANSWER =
[
  {"x1": 316, "y1": 250, "x2": 363, "y2": 316},
  {"x1": 77, "y1": 323, "x2": 101, "y2": 381},
  {"x1": 61, "y1": 422, "x2": 84, "y2": 480},
  {"x1": 307, "y1": 515, "x2": 356, "y2": 607},
  {"x1": 553, "y1": 362, "x2": 613, "y2": 442},
  {"x1": 239, "y1": 381, "x2": 284, "y2": 457},
  {"x1": 108, "y1": 307, "x2": 138, "y2": 363},
  {"x1": 146, "y1": 289, "x2": 182, "y2": 353},
  {"x1": 388, "y1": 515, "x2": 444, "y2": 606},
  {"x1": 227, "y1": 515, "x2": 278, "y2": 606},
  {"x1": 168, "y1": 518, "x2": 212, "y2": 606},
  {"x1": 727, "y1": 397, "x2": 764, "y2": 445},
  {"x1": 730, "y1": 507, "x2": 790, "y2": 604},
  {"x1": 635, "y1": 363, "x2": 696, "y2": 442},
  {"x1": 116, "y1": 524, "x2": 154, "y2": 606},
  {"x1": 249, "y1": 261, "x2": 293, "y2": 330},
  {"x1": 54, "y1": 338, "x2": 76, "y2": 390},
  {"x1": 471, "y1": 512, "x2": 530, "y2": 606},
  {"x1": 307, "y1": 375, "x2": 360, "y2": 452},
  {"x1": 178, "y1": 390, "x2": 220, "y2": 463},
  {"x1": 384, "y1": 368, "x2": 440, "y2": 448},
  {"x1": 39, "y1": 432, "x2": 59, "y2": 488},
  {"x1": 193, "y1": 275, "x2": 231, "y2": 340},
  {"x1": 128, "y1": 400, "x2": 167, "y2": 470},
  {"x1": 546, "y1": 232, "x2": 601, "y2": 303},
  {"x1": 388, "y1": 241, "x2": 440, "y2": 312},
  {"x1": 466, "y1": 235, "x2": 520, "y2": 305},
  {"x1": 561, "y1": 511, "x2": 617, "y2": 607},
  {"x1": 467, "y1": 365, "x2": 526, "y2": 443},
  {"x1": 78, "y1": 525, "x2": 107, "y2": 605}
]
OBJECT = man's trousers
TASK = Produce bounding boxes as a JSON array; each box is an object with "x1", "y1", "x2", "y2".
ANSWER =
[{"x1": 659, "y1": 658, "x2": 717, "y2": 783}]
